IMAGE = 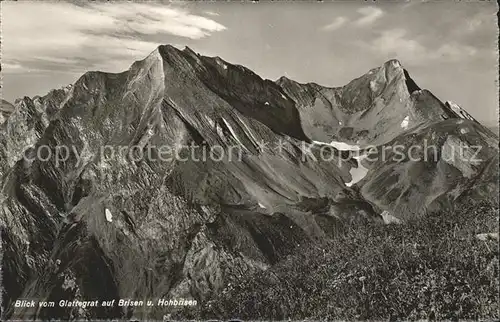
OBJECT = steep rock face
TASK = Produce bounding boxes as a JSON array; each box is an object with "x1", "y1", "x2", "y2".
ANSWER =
[
  {"x1": 1, "y1": 45, "x2": 497, "y2": 320},
  {"x1": 0, "y1": 88, "x2": 69, "y2": 177},
  {"x1": 445, "y1": 100, "x2": 477, "y2": 122},
  {"x1": 32, "y1": 85, "x2": 73, "y2": 120}
]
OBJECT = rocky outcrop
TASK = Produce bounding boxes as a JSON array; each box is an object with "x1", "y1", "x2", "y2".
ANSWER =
[
  {"x1": 445, "y1": 100, "x2": 477, "y2": 122},
  {"x1": 0, "y1": 99, "x2": 15, "y2": 125}
]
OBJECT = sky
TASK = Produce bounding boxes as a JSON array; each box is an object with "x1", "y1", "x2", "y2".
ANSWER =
[{"x1": 1, "y1": 1, "x2": 498, "y2": 128}]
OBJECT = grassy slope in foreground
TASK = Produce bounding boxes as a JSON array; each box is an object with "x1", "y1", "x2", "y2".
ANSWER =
[{"x1": 181, "y1": 199, "x2": 498, "y2": 321}]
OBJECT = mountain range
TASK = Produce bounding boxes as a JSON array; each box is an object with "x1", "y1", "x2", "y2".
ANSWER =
[{"x1": 1, "y1": 45, "x2": 498, "y2": 320}]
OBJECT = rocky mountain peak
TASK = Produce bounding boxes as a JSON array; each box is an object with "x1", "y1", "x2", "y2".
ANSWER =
[
  {"x1": 373, "y1": 59, "x2": 422, "y2": 96},
  {"x1": 382, "y1": 58, "x2": 404, "y2": 79},
  {"x1": 386, "y1": 58, "x2": 402, "y2": 68}
]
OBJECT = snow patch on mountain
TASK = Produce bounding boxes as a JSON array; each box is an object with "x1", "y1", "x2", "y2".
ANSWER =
[
  {"x1": 236, "y1": 114, "x2": 260, "y2": 147},
  {"x1": 401, "y1": 116, "x2": 409, "y2": 129},
  {"x1": 313, "y1": 140, "x2": 361, "y2": 151},
  {"x1": 380, "y1": 210, "x2": 402, "y2": 224},
  {"x1": 312, "y1": 140, "x2": 368, "y2": 186},
  {"x1": 346, "y1": 153, "x2": 369, "y2": 187},
  {"x1": 222, "y1": 118, "x2": 246, "y2": 148},
  {"x1": 105, "y1": 209, "x2": 113, "y2": 222}
]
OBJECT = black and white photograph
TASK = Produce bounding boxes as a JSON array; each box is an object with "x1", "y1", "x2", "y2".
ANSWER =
[{"x1": 0, "y1": 1, "x2": 499, "y2": 321}]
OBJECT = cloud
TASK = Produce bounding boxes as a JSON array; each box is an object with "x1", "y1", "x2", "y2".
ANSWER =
[
  {"x1": 321, "y1": 17, "x2": 348, "y2": 31},
  {"x1": 370, "y1": 29, "x2": 426, "y2": 58},
  {"x1": 362, "y1": 28, "x2": 478, "y2": 65},
  {"x1": 321, "y1": 8, "x2": 382, "y2": 31},
  {"x1": 1, "y1": 62, "x2": 25, "y2": 73},
  {"x1": 355, "y1": 7, "x2": 384, "y2": 26},
  {"x1": 1, "y1": 2, "x2": 226, "y2": 74},
  {"x1": 433, "y1": 43, "x2": 477, "y2": 60}
]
